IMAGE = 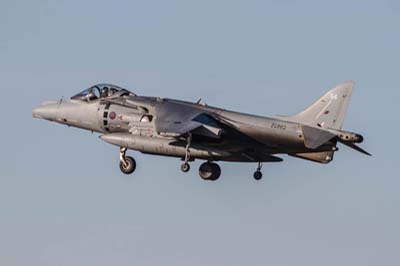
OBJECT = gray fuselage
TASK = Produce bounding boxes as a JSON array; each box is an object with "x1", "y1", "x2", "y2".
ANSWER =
[{"x1": 33, "y1": 94, "x2": 332, "y2": 162}]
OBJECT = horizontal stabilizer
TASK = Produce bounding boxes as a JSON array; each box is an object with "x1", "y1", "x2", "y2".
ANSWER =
[
  {"x1": 302, "y1": 125, "x2": 336, "y2": 149},
  {"x1": 339, "y1": 140, "x2": 371, "y2": 156},
  {"x1": 289, "y1": 151, "x2": 334, "y2": 164}
]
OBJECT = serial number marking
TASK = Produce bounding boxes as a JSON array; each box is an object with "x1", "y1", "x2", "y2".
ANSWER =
[{"x1": 271, "y1": 123, "x2": 286, "y2": 130}]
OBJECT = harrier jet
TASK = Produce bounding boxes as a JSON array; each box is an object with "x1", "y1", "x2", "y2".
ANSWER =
[{"x1": 32, "y1": 81, "x2": 369, "y2": 181}]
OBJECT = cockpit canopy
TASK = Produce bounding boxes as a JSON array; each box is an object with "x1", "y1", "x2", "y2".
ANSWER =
[{"x1": 71, "y1": 84, "x2": 134, "y2": 102}]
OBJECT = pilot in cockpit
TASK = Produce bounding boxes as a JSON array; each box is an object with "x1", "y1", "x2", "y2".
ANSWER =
[
  {"x1": 100, "y1": 87, "x2": 109, "y2": 98},
  {"x1": 108, "y1": 88, "x2": 118, "y2": 97},
  {"x1": 86, "y1": 89, "x2": 98, "y2": 101},
  {"x1": 71, "y1": 84, "x2": 133, "y2": 102}
]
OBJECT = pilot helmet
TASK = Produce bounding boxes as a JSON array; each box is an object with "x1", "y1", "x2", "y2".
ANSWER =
[
  {"x1": 108, "y1": 88, "x2": 118, "y2": 96},
  {"x1": 100, "y1": 87, "x2": 109, "y2": 98}
]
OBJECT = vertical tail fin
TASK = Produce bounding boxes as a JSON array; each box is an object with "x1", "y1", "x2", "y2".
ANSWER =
[{"x1": 288, "y1": 81, "x2": 354, "y2": 129}]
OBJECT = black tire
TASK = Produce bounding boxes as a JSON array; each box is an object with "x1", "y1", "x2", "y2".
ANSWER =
[
  {"x1": 253, "y1": 171, "x2": 262, "y2": 180},
  {"x1": 210, "y1": 163, "x2": 221, "y2": 181},
  {"x1": 199, "y1": 162, "x2": 221, "y2": 181},
  {"x1": 181, "y1": 163, "x2": 190, "y2": 173},
  {"x1": 119, "y1": 156, "x2": 136, "y2": 174}
]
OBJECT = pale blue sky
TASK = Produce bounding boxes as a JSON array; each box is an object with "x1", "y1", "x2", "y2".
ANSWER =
[{"x1": 0, "y1": 1, "x2": 399, "y2": 265}]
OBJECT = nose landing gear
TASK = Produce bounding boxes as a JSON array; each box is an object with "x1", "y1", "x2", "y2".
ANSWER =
[{"x1": 119, "y1": 147, "x2": 136, "y2": 174}]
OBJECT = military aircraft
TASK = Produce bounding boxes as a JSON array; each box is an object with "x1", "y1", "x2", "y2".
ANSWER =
[{"x1": 32, "y1": 81, "x2": 369, "y2": 181}]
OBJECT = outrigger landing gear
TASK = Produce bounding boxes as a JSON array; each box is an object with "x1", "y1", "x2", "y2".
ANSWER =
[
  {"x1": 181, "y1": 133, "x2": 192, "y2": 173},
  {"x1": 119, "y1": 147, "x2": 136, "y2": 175},
  {"x1": 253, "y1": 162, "x2": 263, "y2": 180}
]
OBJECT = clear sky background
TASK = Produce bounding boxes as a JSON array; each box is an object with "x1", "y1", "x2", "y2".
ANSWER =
[{"x1": 0, "y1": 0, "x2": 399, "y2": 265}]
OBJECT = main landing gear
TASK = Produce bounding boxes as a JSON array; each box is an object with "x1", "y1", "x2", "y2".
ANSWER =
[
  {"x1": 119, "y1": 147, "x2": 136, "y2": 174},
  {"x1": 181, "y1": 160, "x2": 221, "y2": 181},
  {"x1": 179, "y1": 134, "x2": 221, "y2": 181},
  {"x1": 199, "y1": 161, "x2": 221, "y2": 181}
]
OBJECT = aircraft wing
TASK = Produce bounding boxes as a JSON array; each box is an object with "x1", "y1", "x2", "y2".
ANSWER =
[
  {"x1": 239, "y1": 150, "x2": 283, "y2": 162},
  {"x1": 155, "y1": 105, "x2": 254, "y2": 142},
  {"x1": 154, "y1": 101, "x2": 224, "y2": 138},
  {"x1": 105, "y1": 97, "x2": 229, "y2": 139},
  {"x1": 155, "y1": 101, "x2": 280, "y2": 152},
  {"x1": 108, "y1": 98, "x2": 283, "y2": 162}
]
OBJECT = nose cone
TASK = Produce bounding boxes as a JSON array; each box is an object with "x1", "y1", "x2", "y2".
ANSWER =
[{"x1": 32, "y1": 101, "x2": 59, "y2": 121}]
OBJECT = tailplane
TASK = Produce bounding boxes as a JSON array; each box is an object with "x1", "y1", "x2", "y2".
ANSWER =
[{"x1": 289, "y1": 151, "x2": 335, "y2": 164}]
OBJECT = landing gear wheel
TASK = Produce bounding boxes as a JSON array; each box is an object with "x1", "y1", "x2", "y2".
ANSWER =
[
  {"x1": 181, "y1": 163, "x2": 190, "y2": 173},
  {"x1": 199, "y1": 162, "x2": 221, "y2": 181},
  {"x1": 120, "y1": 156, "x2": 136, "y2": 175},
  {"x1": 253, "y1": 170, "x2": 262, "y2": 180},
  {"x1": 210, "y1": 163, "x2": 221, "y2": 181}
]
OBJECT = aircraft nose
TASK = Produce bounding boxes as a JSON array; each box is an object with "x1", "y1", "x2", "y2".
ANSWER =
[{"x1": 32, "y1": 101, "x2": 59, "y2": 120}]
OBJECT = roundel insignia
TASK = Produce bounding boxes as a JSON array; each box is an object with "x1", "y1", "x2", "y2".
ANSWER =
[{"x1": 109, "y1": 111, "x2": 116, "y2": 120}]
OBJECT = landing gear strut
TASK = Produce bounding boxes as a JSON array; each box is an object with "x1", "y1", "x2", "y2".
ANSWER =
[
  {"x1": 119, "y1": 147, "x2": 136, "y2": 175},
  {"x1": 199, "y1": 161, "x2": 221, "y2": 181},
  {"x1": 253, "y1": 162, "x2": 263, "y2": 180},
  {"x1": 181, "y1": 134, "x2": 192, "y2": 173}
]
